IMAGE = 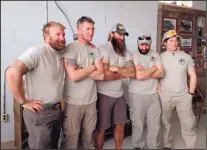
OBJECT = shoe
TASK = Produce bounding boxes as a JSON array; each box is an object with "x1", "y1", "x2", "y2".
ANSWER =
[{"x1": 163, "y1": 147, "x2": 171, "y2": 149}]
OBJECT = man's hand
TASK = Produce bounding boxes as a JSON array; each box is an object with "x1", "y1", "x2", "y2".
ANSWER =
[
  {"x1": 109, "y1": 66, "x2": 119, "y2": 72},
  {"x1": 22, "y1": 99, "x2": 44, "y2": 113},
  {"x1": 156, "y1": 81, "x2": 161, "y2": 92},
  {"x1": 136, "y1": 64, "x2": 144, "y2": 71},
  {"x1": 89, "y1": 64, "x2": 96, "y2": 71}
]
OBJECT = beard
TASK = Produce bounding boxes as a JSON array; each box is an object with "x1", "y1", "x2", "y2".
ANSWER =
[
  {"x1": 138, "y1": 46, "x2": 150, "y2": 55},
  {"x1": 48, "y1": 37, "x2": 66, "y2": 51},
  {"x1": 111, "y1": 37, "x2": 126, "y2": 57}
]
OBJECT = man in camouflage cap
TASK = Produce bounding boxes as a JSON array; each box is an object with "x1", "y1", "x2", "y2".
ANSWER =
[{"x1": 95, "y1": 23, "x2": 135, "y2": 149}]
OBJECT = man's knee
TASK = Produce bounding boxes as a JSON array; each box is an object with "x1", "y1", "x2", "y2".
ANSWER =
[
  {"x1": 115, "y1": 124, "x2": 125, "y2": 132},
  {"x1": 61, "y1": 133, "x2": 79, "y2": 149},
  {"x1": 181, "y1": 117, "x2": 196, "y2": 131}
]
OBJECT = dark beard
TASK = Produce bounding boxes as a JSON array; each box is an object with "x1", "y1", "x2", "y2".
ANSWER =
[
  {"x1": 138, "y1": 47, "x2": 150, "y2": 55},
  {"x1": 111, "y1": 38, "x2": 126, "y2": 57}
]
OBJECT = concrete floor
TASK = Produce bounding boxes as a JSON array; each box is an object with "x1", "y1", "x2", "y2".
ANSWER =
[{"x1": 1, "y1": 109, "x2": 206, "y2": 149}]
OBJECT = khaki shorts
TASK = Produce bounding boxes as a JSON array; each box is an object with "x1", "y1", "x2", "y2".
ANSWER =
[{"x1": 96, "y1": 93, "x2": 127, "y2": 130}]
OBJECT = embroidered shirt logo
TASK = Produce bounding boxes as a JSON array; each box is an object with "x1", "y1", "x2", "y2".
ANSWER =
[
  {"x1": 178, "y1": 58, "x2": 186, "y2": 65},
  {"x1": 150, "y1": 56, "x2": 156, "y2": 62},
  {"x1": 89, "y1": 52, "x2": 95, "y2": 64}
]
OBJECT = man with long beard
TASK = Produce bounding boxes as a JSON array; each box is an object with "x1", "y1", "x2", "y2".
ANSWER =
[
  {"x1": 6, "y1": 21, "x2": 66, "y2": 149},
  {"x1": 95, "y1": 23, "x2": 136, "y2": 149},
  {"x1": 128, "y1": 33, "x2": 164, "y2": 149}
]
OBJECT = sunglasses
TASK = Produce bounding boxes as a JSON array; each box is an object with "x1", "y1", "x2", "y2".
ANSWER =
[{"x1": 138, "y1": 36, "x2": 151, "y2": 41}]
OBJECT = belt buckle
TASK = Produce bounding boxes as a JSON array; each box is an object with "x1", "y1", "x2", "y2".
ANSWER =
[{"x1": 54, "y1": 103, "x2": 60, "y2": 109}]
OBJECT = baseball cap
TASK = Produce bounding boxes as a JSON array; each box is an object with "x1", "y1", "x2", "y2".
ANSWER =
[
  {"x1": 162, "y1": 30, "x2": 180, "y2": 42},
  {"x1": 110, "y1": 23, "x2": 129, "y2": 36},
  {"x1": 137, "y1": 32, "x2": 152, "y2": 45}
]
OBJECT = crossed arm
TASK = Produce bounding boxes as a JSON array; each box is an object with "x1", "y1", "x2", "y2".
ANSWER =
[
  {"x1": 64, "y1": 58, "x2": 104, "y2": 82},
  {"x1": 135, "y1": 64, "x2": 164, "y2": 80},
  {"x1": 108, "y1": 60, "x2": 136, "y2": 78}
]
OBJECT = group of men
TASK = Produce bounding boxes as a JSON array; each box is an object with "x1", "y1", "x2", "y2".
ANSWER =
[{"x1": 7, "y1": 16, "x2": 197, "y2": 149}]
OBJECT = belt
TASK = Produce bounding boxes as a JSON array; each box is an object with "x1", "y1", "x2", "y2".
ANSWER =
[{"x1": 42, "y1": 102, "x2": 61, "y2": 110}]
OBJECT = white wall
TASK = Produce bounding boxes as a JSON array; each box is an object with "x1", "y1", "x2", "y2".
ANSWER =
[
  {"x1": 1, "y1": 1, "x2": 205, "y2": 142},
  {"x1": 192, "y1": 1, "x2": 206, "y2": 11}
]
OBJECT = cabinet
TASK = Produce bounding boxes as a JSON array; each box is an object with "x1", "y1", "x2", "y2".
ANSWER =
[
  {"x1": 157, "y1": 3, "x2": 206, "y2": 55},
  {"x1": 156, "y1": 3, "x2": 206, "y2": 93}
]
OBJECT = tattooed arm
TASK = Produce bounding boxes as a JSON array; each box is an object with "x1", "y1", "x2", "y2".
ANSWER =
[
  {"x1": 64, "y1": 58, "x2": 96, "y2": 82},
  {"x1": 109, "y1": 60, "x2": 136, "y2": 78},
  {"x1": 7, "y1": 59, "x2": 44, "y2": 112},
  {"x1": 117, "y1": 60, "x2": 136, "y2": 78},
  {"x1": 7, "y1": 59, "x2": 30, "y2": 104},
  {"x1": 102, "y1": 57, "x2": 124, "y2": 81}
]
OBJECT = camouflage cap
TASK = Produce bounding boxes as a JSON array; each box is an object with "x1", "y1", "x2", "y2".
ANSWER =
[{"x1": 110, "y1": 23, "x2": 129, "y2": 36}]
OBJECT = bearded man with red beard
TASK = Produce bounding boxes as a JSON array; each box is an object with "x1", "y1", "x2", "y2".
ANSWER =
[
  {"x1": 95, "y1": 23, "x2": 136, "y2": 149},
  {"x1": 7, "y1": 21, "x2": 66, "y2": 149}
]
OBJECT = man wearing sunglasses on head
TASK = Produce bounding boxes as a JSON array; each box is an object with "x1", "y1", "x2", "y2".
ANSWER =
[
  {"x1": 128, "y1": 33, "x2": 164, "y2": 149},
  {"x1": 159, "y1": 30, "x2": 197, "y2": 149}
]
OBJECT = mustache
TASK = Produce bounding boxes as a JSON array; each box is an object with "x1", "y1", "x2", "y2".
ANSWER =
[{"x1": 49, "y1": 37, "x2": 66, "y2": 44}]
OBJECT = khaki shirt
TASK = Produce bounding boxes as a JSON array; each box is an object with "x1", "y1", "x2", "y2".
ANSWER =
[
  {"x1": 160, "y1": 50, "x2": 195, "y2": 96},
  {"x1": 96, "y1": 42, "x2": 133, "y2": 98},
  {"x1": 18, "y1": 43, "x2": 65, "y2": 104},
  {"x1": 129, "y1": 49, "x2": 162, "y2": 94},
  {"x1": 63, "y1": 40, "x2": 102, "y2": 105}
]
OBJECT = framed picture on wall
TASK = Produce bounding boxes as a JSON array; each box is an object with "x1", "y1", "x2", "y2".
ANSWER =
[
  {"x1": 163, "y1": 18, "x2": 176, "y2": 31},
  {"x1": 194, "y1": 55, "x2": 204, "y2": 68},
  {"x1": 180, "y1": 20, "x2": 193, "y2": 33},
  {"x1": 181, "y1": 37, "x2": 192, "y2": 49},
  {"x1": 197, "y1": 17, "x2": 205, "y2": 27}
]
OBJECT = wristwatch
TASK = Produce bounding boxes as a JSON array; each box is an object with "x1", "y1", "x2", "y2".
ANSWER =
[{"x1": 188, "y1": 91, "x2": 194, "y2": 95}]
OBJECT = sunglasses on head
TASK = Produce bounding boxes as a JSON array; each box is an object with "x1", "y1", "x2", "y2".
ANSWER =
[{"x1": 138, "y1": 36, "x2": 151, "y2": 41}]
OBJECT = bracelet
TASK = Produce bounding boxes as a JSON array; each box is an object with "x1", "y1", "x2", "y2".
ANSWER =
[{"x1": 188, "y1": 91, "x2": 194, "y2": 95}]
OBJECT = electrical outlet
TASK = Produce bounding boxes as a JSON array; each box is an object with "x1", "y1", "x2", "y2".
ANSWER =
[{"x1": 1, "y1": 113, "x2": 8, "y2": 122}]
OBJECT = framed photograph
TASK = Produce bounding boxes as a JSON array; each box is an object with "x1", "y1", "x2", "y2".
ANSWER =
[
  {"x1": 197, "y1": 17, "x2": 205, "y2": 27},
  {"x1": 181, "y1": 37, "x2": 192, "y2": 49},
  {"x1": 194, "y1": 55, "x2": 204, "y2": 68},
  {"x1": 163, "y1": 18, "x2": 176, "y2": 31},
  {"x1": 181, "y1": 20, "x2": 193, "y2": 33}
]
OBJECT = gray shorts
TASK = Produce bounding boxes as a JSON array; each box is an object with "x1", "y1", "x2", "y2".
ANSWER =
[{"x1": 96, "y1": 93, "x2": 127, "y2": 130}]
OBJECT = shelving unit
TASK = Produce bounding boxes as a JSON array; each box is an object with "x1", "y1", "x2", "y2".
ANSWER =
[
  {"x1": 157, "y1": 3, "x2": 206, "y2": 57},
  {"x1": 156, "y1": 2, "x2": 206, "y2": 95}
]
